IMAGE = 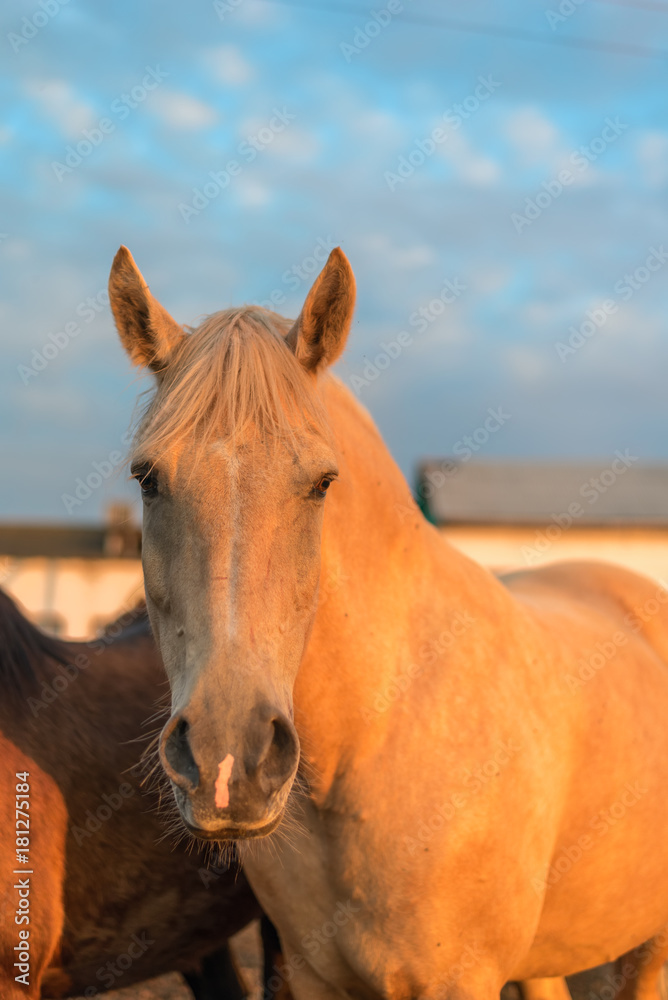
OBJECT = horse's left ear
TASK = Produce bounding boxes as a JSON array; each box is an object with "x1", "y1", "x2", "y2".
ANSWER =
[
  {"x1": 286, "y1": 247, "x2": 356, "y2": 373},
  {"x1": 109, "y1": 246, "x2": 185, "y2": 374}
]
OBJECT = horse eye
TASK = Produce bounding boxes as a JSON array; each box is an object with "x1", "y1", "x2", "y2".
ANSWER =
[
  {"x1": 313, "y1": 476, "x2": 334, "y2": 499},
  {"x1": 132, "y1": 464, "x2": 158, "y2": 497}
]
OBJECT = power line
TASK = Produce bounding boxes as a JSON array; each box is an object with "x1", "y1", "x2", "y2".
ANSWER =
[{"x1": 257, "y1": 0, "x2": 668, "y2": 61}]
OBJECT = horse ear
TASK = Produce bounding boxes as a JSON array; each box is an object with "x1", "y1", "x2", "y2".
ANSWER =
[
  {"x1": 109, "y1": 246, "x2": 184, "y2": 374},
  {"x1": 286, "y1": 247, "x2": 356, "y2": 373}
]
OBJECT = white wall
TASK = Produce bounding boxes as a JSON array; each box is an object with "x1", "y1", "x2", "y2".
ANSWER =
[
  {"x1": 1, "y1": 556, "x2": 144, "y2": 638},
  {"x1": 441, "y1": 525, "x2": 668, "y2": 586}
]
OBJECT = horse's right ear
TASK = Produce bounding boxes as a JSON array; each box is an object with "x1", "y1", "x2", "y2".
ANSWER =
[
  {"x1": 108, "y1": 246, "x2": 184, "y2": 373},
  {"x1": 286, "y1": 247, "x2": 356, "y2": 374}
]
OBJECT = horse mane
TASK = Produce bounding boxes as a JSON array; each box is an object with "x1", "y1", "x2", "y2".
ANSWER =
[
  {"x1": 0, "y1": 589, "x2": 70, "y2": 699},
  {"x1": 99, "y1": 600, "x2": 150, "y2": 638},
  {"x1": 0, "y1": 591, "x2": 152, "y2": 708},
  {"x1": 133, "y1": 306, "x2": 328, "y2": 462}
]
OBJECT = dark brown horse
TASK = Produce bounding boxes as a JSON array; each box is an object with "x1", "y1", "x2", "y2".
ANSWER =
[{"x1": 0, "y1": 589, "x2": 275, "y2": 999}]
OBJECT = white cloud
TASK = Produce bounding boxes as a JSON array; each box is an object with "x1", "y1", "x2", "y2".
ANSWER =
[
  {"x1": 504, "y1": 345, "x2": 549, "y2": 383},
  {"x1": 504, "y1": 106, "x2": 561, "y2": 165},
  {"x1": 1, "y1": 238, "x2": 31, "y2": 262},
  {"x1": 148, "y1": 90, "x2": 219, "y2": 130},
  {"x1": 24, "y1": 79, "x2": 94, "y2": 138},
  {"x1": 635, "y1": 131, "x2": 668, "y2": 189},
  {"x1": 349, "y1": 108, "x2": 403, "y2": 143},
  {"x1": 265, "y1": 126, "x2": 320, "y2": 161},
  {"x1": 238, "y1": 0, "x2": 285, "y2": 23},
  {"x1": 520, "y1": 299, "x2": 574, "y2": 330},
  {"x1": 439, "y1": 131, "x2": 499, "y2": 186},
  {"x1": 471, "y1": 267, "x2": 512, "y2": 295},
  {"x1": 418, "y1": 316, "x2": 469, "y2": 351},
  {"x1": 360, "y1": 234, "x2": 435, "y2": 270},
  {"x1": 206, "y1": 45, "x2": 255, "y2": 86},
  {"x1": 502, "y1": 107, "x2": 617, "y2": 188},
  {"x1": 235, "y1": 177, "x2": 272, "y2": 207}
]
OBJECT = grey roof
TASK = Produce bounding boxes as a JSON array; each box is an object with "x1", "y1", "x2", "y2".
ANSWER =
[
  {"x1": 0, "y1": 523, "x2": 141, "y2": 559},
  {"x1": 418, "y1": 460, "x2": 668, "y2": 527}
]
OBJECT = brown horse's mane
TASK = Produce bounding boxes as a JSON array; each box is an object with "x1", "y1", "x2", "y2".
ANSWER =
[
  {"x1": 0, "y1": 589, "x2": 70, "y2": 698},
  {"x1": 0, "y1": 588, "x2": 150, "y2": 704},
  {"x1": 133, "y1": 306, "x2": 328, "y2": 463},
  {"x1": 99, "y1": 599, "x2": 149, "y2": 636}
]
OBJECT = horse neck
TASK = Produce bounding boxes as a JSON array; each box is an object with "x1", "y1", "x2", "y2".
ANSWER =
[{"x1": 294, "y1": 378, "x2": 500, "y2": 796}]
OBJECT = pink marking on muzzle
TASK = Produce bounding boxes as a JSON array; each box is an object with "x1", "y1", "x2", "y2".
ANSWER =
[{"x1": 215, "y1": 754, "x2": 235, "y2": 809}]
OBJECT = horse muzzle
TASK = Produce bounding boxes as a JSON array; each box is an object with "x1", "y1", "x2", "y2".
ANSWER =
[{"x1": 159, "y1": 705, "x2": 299, "y2": 840}]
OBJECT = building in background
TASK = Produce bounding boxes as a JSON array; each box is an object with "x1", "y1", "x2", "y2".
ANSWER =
[
  {"x1": 417, "y1": 460, "x2": 668, "y2": 584},
  {"x1": 0, "y1": 503, "x2": 142, "y2": 638}
]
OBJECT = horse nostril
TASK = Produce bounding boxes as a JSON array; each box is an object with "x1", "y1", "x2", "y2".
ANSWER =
[
  {"x1": 270, "y1": 716, "x2": 294, "y2": 758},
  {"x1": 255, "y1": 714, "x2": 299, "y2": 794},
  {"x1": 162, "y1": 716, "x2": 200, "y2": 791}
]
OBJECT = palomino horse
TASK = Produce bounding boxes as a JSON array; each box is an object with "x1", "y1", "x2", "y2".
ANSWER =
[
  {"x1": 109, "y1": 244, "x2": 668, "y2": 1000},
  {"x1": 0, "y1": 588, "x2": 280, "y2": 999}
]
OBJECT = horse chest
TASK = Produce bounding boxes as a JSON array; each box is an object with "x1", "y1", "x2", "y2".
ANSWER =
[{"x1": 243, "y1": 810, "x2": 448, "y2": 999}]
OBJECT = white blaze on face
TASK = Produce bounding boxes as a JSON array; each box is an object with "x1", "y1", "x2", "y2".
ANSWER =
[{"x1": 215, "y1": 754, "x2": 235, "y2": 809}]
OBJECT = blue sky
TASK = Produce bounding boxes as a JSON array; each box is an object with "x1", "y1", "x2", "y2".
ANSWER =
[{"x1": 1, "y1": 0, "x2": 667, "y2": 522}]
